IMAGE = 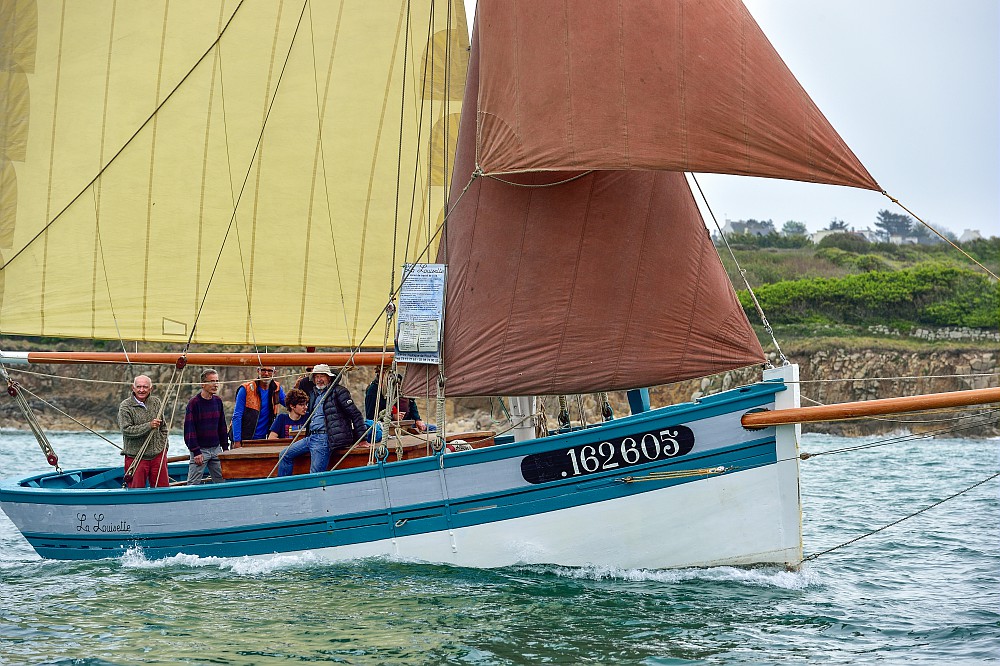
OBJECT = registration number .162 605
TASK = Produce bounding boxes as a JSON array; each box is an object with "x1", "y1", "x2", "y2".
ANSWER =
[{"x1": 520, "y1": 425, "x2": 695, "y2": 484}]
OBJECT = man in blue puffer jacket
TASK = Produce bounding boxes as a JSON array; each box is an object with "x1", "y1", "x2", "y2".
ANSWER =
[{"x1": 278, "y1": 363, "x2": 366, "y2": 476}]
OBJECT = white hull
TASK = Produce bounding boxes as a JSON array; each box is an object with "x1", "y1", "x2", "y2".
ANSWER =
[{"x1": 258, "y1": 460, "x2": 802, "y2": 569}]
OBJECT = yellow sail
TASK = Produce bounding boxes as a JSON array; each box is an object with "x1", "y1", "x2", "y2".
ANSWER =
[{"x1": 0, "y1": 0, "x2": 468, "y2": 347}]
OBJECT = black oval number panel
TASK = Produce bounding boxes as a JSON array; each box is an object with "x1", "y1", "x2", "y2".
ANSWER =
[{"x1": 520, "y1": 425, "x2": 695, "y2": 484}]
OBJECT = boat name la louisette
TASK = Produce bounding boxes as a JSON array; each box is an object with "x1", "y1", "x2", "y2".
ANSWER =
[
  {"x1": 521, "y1": 426, "x2": 696, "y2": 484},
  {"x1": 75, "y1": 514, "x2": 132, "y2": 534}
]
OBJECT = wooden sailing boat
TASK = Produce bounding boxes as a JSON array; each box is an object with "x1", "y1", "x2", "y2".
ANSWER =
[{"x1": 0, "y1": 1, "x2": 995, "y2": 566}]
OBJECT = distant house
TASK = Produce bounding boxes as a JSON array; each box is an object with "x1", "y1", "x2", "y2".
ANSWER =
[
  {"x1": 810, "y1": 229, "x2": 839, "y2": 244},
  {"x1": 854, "y1": 227, "x2": 882, "y2": 243},
  {"x1": 721, "y1": 219, "x2": 773, "y2": 237},
  {"x1": 811, "y1": 228, "x2": 874, "y2": 245},
  {"x1": 959, "y1": 229, "x2": 983, "y2": 243}
]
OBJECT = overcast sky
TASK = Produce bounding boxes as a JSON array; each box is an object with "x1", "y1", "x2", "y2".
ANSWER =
[{"x1": 462, "y1": 1, "x2": 999, "y2": 238}]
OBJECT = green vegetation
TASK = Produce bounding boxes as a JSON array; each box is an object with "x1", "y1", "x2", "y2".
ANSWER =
[{"x1": 720, "y1": 237, "x2": 999, "y2": 340}]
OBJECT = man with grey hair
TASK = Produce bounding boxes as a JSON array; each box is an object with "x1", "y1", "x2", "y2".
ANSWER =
[
  {"x1": 118, "y1": 374, "x2": 170, "y2": 488},
  {"x1": 183, "y1": 369, "x2": 227, "y2": 484}
]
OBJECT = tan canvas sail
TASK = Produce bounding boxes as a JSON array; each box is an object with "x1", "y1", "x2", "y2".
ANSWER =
[
  {"x1": 404, "y1": 22, "x2": 765, "y2": 398},
  {"x1": 474, "y1": 0, "x2": 879, "y2": 191},
  {"x1": 0, "y1": 0, "x2": 468, "y2": 347}
]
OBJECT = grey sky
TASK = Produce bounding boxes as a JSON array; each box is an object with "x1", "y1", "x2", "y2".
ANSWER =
[{"x1": 463, "y1": 1, "x2": 999, "y2": 238}]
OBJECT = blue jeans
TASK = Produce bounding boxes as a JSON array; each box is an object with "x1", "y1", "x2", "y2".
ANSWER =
[{"x1": 277, "y1": 433, "x2": 329, "y2": 476}]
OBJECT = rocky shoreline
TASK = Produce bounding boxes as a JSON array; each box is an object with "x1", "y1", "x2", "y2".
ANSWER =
[{"x1": 1, "y1": 342, "x2": 996, "y2": 438}]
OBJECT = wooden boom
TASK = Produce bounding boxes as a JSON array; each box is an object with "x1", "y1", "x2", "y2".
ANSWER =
[
  {"x1": 0, "y1": 351, "x2": 394, "y2": 368},
  {"x1": 742, "y1": 386, "x2": 1000, "y2": 428}
]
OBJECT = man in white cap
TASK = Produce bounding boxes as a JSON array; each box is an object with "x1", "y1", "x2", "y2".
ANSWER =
[{"x1": 277, "y1": 364, "x2": 366, "y2": 476}]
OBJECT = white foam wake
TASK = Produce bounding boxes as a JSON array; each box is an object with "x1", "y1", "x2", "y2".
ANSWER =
[
  {"x1": 538, "y1": 562, "x2": 820, "y2": 589},
  {"x1": 118, "y1": 545, "x2": 321, "y2": 575}
]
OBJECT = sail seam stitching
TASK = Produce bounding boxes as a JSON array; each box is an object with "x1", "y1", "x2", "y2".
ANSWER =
[
  {"x1": 610, "y1": 172, "x2": 654, "y2": 388},
  {"x1": 550, "y1": 175, "x2": 595, "y2": 392}
]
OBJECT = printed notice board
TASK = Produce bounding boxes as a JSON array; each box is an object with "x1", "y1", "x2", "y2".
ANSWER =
[{"x1": 395, "y1": 263, "x2": 446, "y2": 364}]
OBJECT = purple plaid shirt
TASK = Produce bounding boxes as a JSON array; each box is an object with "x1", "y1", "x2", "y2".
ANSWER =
[{"x1": 183, "y1": 394, "x2": 228, "y2": 456}]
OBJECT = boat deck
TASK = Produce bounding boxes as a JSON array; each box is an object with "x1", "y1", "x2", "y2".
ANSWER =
[{"x1": 17, "y1": 431, "x2": 501, "y2": 490}]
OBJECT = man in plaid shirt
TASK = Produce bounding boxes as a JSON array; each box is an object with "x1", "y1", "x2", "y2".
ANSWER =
[{"x1": 183, "y1": 369, "x2": 228, "y2": 484}]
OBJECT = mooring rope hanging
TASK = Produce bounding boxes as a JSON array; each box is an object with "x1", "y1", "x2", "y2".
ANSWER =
[
  {"x1": 1, "y1": 365, "x2": 62, "y2": 471},
  {"x1": 619, "y1": 466, "x2": 727, "y2": 483}
]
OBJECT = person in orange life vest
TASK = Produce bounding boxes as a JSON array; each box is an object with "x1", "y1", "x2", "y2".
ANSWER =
[{"x1": 231, "y1": 366, "x2": 285, "y2": 447}]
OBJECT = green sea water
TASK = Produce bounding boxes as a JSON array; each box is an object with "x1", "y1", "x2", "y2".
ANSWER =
[{"x1": 1, "y1": 430, "x2": 997, "y2": 665}]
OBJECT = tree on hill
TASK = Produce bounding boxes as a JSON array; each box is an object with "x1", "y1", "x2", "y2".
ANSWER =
[
  {"x1": 875, "y1": 209, "x2": 915, "y2": 238},
  {"x1": 782, "y1": 220, "x2": 808, "y2": 236},
  {"x1": 826, "y1": 218, "x2": 848, "y2": 231},
  {"x1": 911, "y1": 222, "x2": 933, "y2": 243}
]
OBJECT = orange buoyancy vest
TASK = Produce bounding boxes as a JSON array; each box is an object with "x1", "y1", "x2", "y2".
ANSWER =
[{"x1": 237, "y1": 379, "x2": 282, "y2": 441}]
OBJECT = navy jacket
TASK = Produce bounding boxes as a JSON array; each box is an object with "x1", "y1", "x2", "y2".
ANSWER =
[{"x1": 320, "y1": 381, "x2": 366, "y2": 450}]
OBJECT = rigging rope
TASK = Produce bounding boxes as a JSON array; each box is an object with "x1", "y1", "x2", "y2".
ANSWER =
[
  {"x1": 1, "y1": 367, "x2": 302, "y2": 388},
  {"x1": 483, "y1": 170, "x2": 596, "y2": 188},
  {"x1": 0, "y1": 0, "x2": 249, "y2": 273},
  {"x1": 885, "y1": 193, "x2": 999, "y2": 282},
  {"x1": 797, "y1": 413, "x2": 1000, "y2": 460},
  {"x1": 800, "y1": 470, "x2": 1000, "y2": 564},
  {"x1": 91, "y1": 190, "x2": 133, "y2": 373},
  {"x1": 793, "y1": 372, "x2": 999, "y2": 384},
  {"x1": 1, "y1": 365, "x2": 62, "y2": 471},
  {"x1": 183, "y1": 0, "x2": 311, "y2": 356},
  {"x1": 690, "y1": 173, "x2": 787, "y2": 367},
  {"x1": 9, "y1": 383, "x2": 122, "y2": 451}
]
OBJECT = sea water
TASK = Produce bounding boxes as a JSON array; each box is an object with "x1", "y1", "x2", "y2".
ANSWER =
[{"x1": 0, "y1": 429, "x2": 997, "y2": 665}]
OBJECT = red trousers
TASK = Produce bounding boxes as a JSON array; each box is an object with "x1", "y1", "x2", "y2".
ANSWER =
[{"x1": 125, "y1": 450, "x2": 170, "y2": 488}]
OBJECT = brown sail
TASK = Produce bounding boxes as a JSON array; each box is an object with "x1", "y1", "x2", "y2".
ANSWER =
[
  {"x1": 474, "y1": 0, "x2": 879, "y2": 191},
  {"x1": 404, "y1": 21, "x2": 764, "y2": 398}
]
